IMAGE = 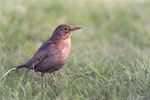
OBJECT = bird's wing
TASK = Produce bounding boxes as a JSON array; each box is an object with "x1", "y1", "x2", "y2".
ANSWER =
[{"x1": 20, "y1": 40, "x2": 54, "y2": 69}]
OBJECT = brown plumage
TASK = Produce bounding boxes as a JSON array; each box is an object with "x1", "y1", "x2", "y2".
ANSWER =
[{"x1": 17, "y1": 24, "x2": 81, "y2": 87}]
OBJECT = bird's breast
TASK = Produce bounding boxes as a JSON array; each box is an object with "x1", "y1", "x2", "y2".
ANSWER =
[
  {"x1": 54, "y1": 38, "x2": 71, "y2": 65},
  {"x1": 60, "y1": 38, "x2": 71, "y2": 62}
]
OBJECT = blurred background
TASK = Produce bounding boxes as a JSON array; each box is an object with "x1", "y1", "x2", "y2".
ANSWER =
[{"x1": 0, "y1": 0, "x2": 150, "y2": 99}]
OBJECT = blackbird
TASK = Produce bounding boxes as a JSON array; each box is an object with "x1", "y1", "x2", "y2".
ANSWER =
[{"x1": 16, "y1": 24, "x2": 81, "y2": 87}]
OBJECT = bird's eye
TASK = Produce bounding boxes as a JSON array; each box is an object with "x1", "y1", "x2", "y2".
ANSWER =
[{"x1": 64, "y1": 27, "x2": 68, "y2": 30}]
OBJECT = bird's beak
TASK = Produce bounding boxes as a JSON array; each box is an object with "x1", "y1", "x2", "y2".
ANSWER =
[{"x1": 71, "y1": 26, "x2": 81, "y2": 31}]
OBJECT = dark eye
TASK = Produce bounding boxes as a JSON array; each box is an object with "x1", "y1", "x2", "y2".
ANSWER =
[{"x1": 64, "y1": 27, "x2": 68, "y2": 30}]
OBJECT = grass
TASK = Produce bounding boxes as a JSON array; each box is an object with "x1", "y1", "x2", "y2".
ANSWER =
[{"x1": 0, "y1": 0, "x2": 150, "y2": 99}]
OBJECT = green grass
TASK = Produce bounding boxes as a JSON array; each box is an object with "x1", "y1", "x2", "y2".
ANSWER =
[{"x1": 0, "y1": 0, "x2": 150, "y2": 99}]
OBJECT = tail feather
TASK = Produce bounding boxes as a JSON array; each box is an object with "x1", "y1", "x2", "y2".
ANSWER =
[
  {"x1": 17, "y1": 63, "x2": 31, "y2": 74},
  {"x1": 17, "y1": 64, "x2": 26, "y2": 69}
]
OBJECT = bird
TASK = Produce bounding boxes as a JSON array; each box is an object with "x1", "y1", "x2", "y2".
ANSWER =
[{"x1": 16, "y1": 24, "x2": 81, "y2": 88}]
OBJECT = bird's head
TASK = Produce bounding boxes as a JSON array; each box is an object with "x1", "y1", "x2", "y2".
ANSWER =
[{"x1": 51, "y1": 24, "x2": 81, "y2": 40}]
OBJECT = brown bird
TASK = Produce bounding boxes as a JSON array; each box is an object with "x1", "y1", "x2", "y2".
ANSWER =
[{"x1": 16, "y1": 24, "x2": 81, "y2": 87}]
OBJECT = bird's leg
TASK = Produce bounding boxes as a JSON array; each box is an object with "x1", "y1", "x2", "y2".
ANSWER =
[
  {"x1": 25, "y1": 68, "x2": 30, "y2": 75},
  {"x1": 48, "y1": 73, "x2": 57, "y2": 84},
  {"x1": 42, "y1": 73, "x2": 45, "y2": 89},
  {"x1": 49, "y1": 73, "x2": 60, "y2": 87},
  {"x1": 51, "y1": 73, "x2": 57, "y2": 83}
]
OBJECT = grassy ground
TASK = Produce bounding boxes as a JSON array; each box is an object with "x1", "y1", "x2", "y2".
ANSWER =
[{"x1": 0, "y1": 0, "x2": 150, "y2": 100}]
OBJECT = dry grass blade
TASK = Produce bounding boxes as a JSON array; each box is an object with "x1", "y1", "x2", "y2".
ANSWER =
[{"x1": 1, "y1": 68, "x2": 17, "y2": 80}]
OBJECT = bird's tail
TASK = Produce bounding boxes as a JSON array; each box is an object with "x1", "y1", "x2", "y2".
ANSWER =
[{"x1": 17, "y1": 64, "x2": 25, "y2": 69}]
